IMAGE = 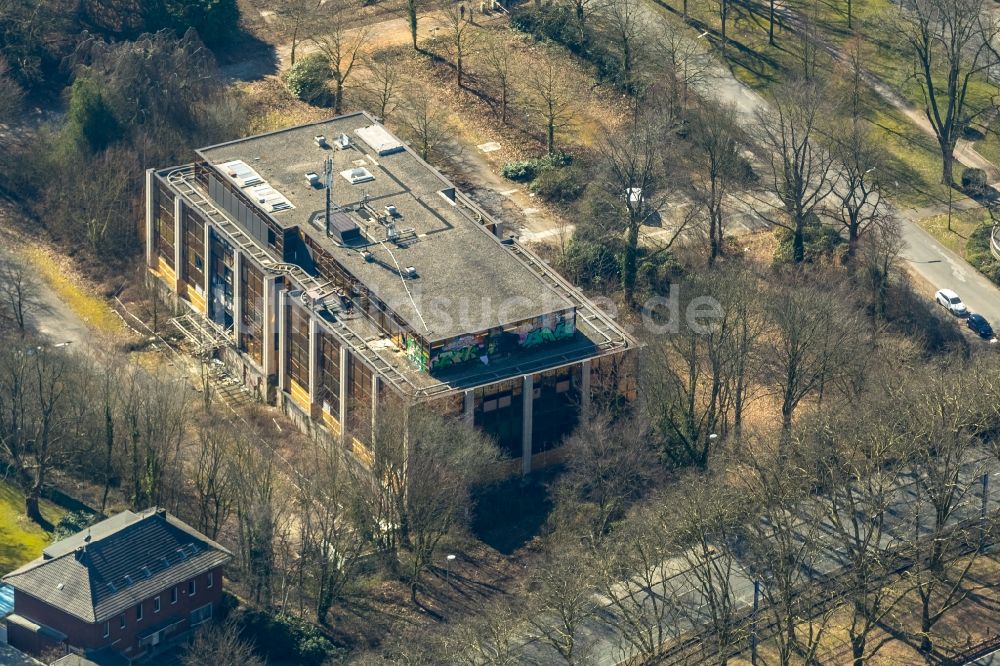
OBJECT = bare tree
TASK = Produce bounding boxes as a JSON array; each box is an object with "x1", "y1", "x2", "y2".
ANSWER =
[
  {"x1": 397, "y1": 90, "x2": 453, "y2": 163},
  {"x1": 600, "y1": 0, "x2": 647, "y2": 95},
  {"x1": 183, "y1": 618, "x2": 264, "y2": 666},
  {"x1": 598, "y1": 111, "x2": 690, "y2": 307},
  {"x1": 360, "y1": 55, "x2": 399, "y2": 122},
  {"x1": 653, "y1": 29, "x2": 708, "y2": 116},
  {"x1": 898, "y1": 363, "x2": 990, "y2": 654},
  {"x1": 278, "y1": 0, "x2": 324, "y2": 66},
  {"x1": 482, "y1": 32, "x2": 514, "y2": 124},
  {"x1": 526, "y1": 59, "x2": 575, "y2": 156},
  {"x1": 754, "y1": 80, "x2": 837, "y2": 264},
  {"x1": 897, "y1": 0, "x2": 1000, "y2": 184},
  {"x1": 437, "y1": 0, "x2": 477, "y2": 88},
  {"x1": 551, "y1": 411, "x2": 657, "y2": 545},
  {"x1": 442, "y1": 598, "x2": 524, "y2": 666},
  {"x1": 0, "y1": 256, "x2": 39, "y2": 334},
  {"x1": 526, "y1": 541, "x2": 600, "y2": 664},
  {"x1": 662, "y1": 473, "x2": 750, "y2": 665},
  {"x1": 598, "y1": 507, "x2": 686, "y2": 663},
  {"x1": 190, "y1": 422, "x2": 235, "y2": 540},
  {"x1": 298, "y1": 437, "x2": 363, "y2": 624},
  {"x1": 311, "y1": 0, "x2": 371, "y2": 115},
  {"x1": 832, "y1": 121, "x2": 890, "y2": 262},
  {"x1": 764, "y1": 279, "x2": 861, "y2": 434},
  {"x1": 808, "y1": 409, "x2": 915, "y2": 666},
  {"x1": 688, "y1": 102, "x2": 748, "y2": 266}
]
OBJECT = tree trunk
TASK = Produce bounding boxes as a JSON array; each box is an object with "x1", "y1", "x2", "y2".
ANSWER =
[
  {"x1": 547, "y1": 116, "x2": 556, "y2": 155},
  {"x1": 409, "y1": 0, "x2": 419, "y2": 50},
  {"x1": 941, "y1": 143, "x2": 954, "y2": 185},
  {"x1": 920, "y1": 595, "x2": 933, "y2": 653},
  {"x1": 623, "y1": 222, "x2": 640, "y2": 307},
  {"x1": 769, "y1": 0, "x2": 776, "y2": 45},
  {"x1": 847, "y1": 0, "x2": 852, "y2": 29},
  {"x1": 793, "y1": 222, "x2": 805, "y2": 263},
  {"x1": 500, "y1": 87, "x2": 507, "y2": 124}
]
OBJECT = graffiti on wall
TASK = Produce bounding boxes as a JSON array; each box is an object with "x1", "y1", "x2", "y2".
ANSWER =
[
  {"x1": 406, "y1": 336, "x2": 429, "y2": 372},
  {"x1": 430, "y1": 334, "x2": 486, "y2": 371},
  {"x1": 517, "y1": 311, "x2": 575, "y2": 348}
]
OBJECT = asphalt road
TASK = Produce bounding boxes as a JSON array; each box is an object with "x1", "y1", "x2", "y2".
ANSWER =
[{"x1": 899, "y1": 211, "x2": 1000, "y2": 332}]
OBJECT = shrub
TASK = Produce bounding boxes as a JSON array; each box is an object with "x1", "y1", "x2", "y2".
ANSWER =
[
  {"x1": 501, "y1": 159, "x2": 540, "y2": 182},
  {"x1": 284, "y1": 54, "x2": 332, "y2": 106},
  {"x1": 961, "y1": 167, "x2": 988, "y2": 196},
  {"x1": 529, "y1": 166, "x2": 584, "y2": 203},
  {"x1": 53, "y1": 511, "x2": 99, "y2": 541},
  {"x1": 966, "y1": 222, "x2": 1000, "y2": 285},
  {"x1": 236, "y1": 610, "x2": 339, "y2": 666},
  {"x1": 773, "y1": 217, "x2": 845, "y2": 264},
  {"x1": 143, "y1": 0, "x2": 241, "y2": 47}
]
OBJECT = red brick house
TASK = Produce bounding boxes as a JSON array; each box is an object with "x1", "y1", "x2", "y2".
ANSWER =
[{"x1": 2, "y1": 508, "x2": 231, "y2": 663}]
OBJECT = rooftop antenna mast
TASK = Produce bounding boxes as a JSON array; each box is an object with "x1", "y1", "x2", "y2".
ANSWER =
[{"x1": 324, "y1": 156, "x2": 333, "y2": 236}]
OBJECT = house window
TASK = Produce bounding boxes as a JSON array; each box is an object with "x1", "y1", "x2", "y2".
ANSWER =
[
  {"x1": 119, "y1": 614, "x2": 126, "y2": 629},
  {"x1": 136, "y1": 604, "x2": 143, "y2": 622},
  {"x1": 171, "y1": 587, "x2": 178, "y2": 605},
  {"x1": 188, "y1": 580, "x2": 196, "y2": 596},
  {"x1": 103, "y1": 621, "x2": 109, "y2": 638},
  {"x1": 206, "y1": 572, "x2": 214, "y2": 589},
  {"x1": 154, "y1": 596, "x2": 160, "y2": 613},
  {"x1": 190, "y1": 603, "x2": 212, "y2": 627}
]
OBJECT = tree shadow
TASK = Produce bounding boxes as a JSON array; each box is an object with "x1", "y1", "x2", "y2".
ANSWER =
[
  {"x1": 471, "y1": 469, "x2": 556, "y2": 555},
  {"x1": 213, "y1": 30, "x2": 279, "y2": 82}
]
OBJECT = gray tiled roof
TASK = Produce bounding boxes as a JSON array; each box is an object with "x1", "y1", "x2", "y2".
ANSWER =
[{"x1": 2, "y1": 508, "x2": 231, "y2": 624}]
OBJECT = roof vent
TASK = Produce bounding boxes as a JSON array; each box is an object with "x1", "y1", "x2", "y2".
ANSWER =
[
  {"x1": 362, "y1": 250, "x2": 374, "y2": 262},
  {"x1": 405, "y1": 266, "x2": 418, "y2": 279},
  {"x1": 56, "y1": 583, "x2": 64, "y2": 590},
  {"x1": 315, "y1": 135, "x2": 328, "y2": 148},
  {"x1": 336, "y1": 133, "x2": 351, "y2": 149},
  {"x1": 305, "y1": 172, "x2": 320, "y2": 187},
  {"x1": 384, "y1": 204, "x2": 398, "y2": 218},
  {"x1": 342, "y1": 167, "x2": 375, "y2": 185}
]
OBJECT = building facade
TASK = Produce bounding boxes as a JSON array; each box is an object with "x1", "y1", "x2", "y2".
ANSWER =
[
  {"x1": 146, "y1": 113, "x2": 636, "y2": 472},
  {"x1": 2, "y1": 509, "x2": 231, "y2": 663}
]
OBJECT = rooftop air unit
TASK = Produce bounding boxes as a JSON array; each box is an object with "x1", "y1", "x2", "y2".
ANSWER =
[
  {"x1": 315, "y1": 135, "x2": 328, "y2": 148},
  {"x1": 405, "y1": 266, "x2": 418, "y2": 279},
  {"x1": 362, "y1": 250, "x2": 374, "y2": 262},
  {"x1": 341, "y1": 167, "x2": 375, "y2": 185},
  {"x1": 384, "y1": 204, "x2": 398, "y2": 218},
  {"x1": 336, "y1": 133, "x2": 351, "y2": 149},
  {"x1": 305, "y1": 172, "x2": 320, "y2": 187}
]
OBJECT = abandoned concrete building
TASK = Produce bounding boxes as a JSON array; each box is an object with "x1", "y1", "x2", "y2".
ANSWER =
[{"x1": 145, "y1": 112, "x2": 636, "y2": 472}]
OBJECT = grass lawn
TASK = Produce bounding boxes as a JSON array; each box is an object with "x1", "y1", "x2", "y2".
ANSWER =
[
  {"x1": 918, "y1": 207, "x2": 990, "y2": 258},
  {"x1": 0, "y1": 479, "x2": 66, "y2": 574},
  {"x1": 22, "y1": 246, "x2": 124, "y2": 336}
]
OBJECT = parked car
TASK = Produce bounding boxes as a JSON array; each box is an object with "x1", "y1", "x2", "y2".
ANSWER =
[
  {"x1": 935, "y1": 289, "x2": 969, "y2": 316},
  {"x1": 967, "y1": 313, "x2": 995, "y2": 339}
]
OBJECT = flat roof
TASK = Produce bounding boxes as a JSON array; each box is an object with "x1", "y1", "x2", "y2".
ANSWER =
[{"x1": 197, "y1": 113, "x2": 573, "y2": 342}]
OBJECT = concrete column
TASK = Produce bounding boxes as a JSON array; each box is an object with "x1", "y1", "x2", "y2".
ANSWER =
[
  {"x1": 232, "y1": 250, "x2": 242, "y2": 343},
  {"x1": 339, "y1": 346, "x2": 349, "y2": 446},
  {"x1": 173, "y1": 196, "x2": 183, "y2": 292},
  {"x1": 581, "y1": 359, "x2": 591, "y2": 415},
  {"x1": 308, "y1": 316, "x2": 319, "y2": 405},
  {"x1": 145, "y1": 170, "x2": 155, "y2": 268},
  {"x1": 203, "y1": 223, "x2": 212, "y2": 315},
  {"x1": 278, "y1": 290, "x2": 288, "y2": 392},
  {"x1": 463, "y1": 390, "x2": 474, "y2": 425},
  {"x1": 521, "y1": 374, "x2": 534, "y2": 475},
  {"x1": 370, "y1": 372, "x2": 379, "y2": 447},
  {"x1": 262, "y1": 277, "x2": 275, "y2": 378}
]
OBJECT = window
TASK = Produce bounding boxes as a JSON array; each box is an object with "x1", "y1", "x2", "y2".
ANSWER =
[
  {"x1": 206, "y1": 572, "x2": 214, "y2": 589},
  {"x1": 188, "y1": 580, "x2": 196, "y2": 596},
  {"x1": 171, "y1": 587, "x2": 178, "y2": 605},
  {"x1": 154, "y1": 596, "x2": 160, "y2": 613},
  {"x1": 136, "y1": 604, "x2": 143, "y2": 622},
  {"x1": 190, "y1": 603, "x2": 213, "y2": 627},
  {"x1": 119, "y1": 614, "x2": 126, "y2": 629},
  {"x1": 103, "y1": 621, "x2": 109, "y2": 638}
]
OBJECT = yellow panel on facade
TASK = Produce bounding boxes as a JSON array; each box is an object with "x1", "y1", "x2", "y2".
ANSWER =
[
  {"x1": 288, "y1": 379, "x2": 311, "y2": 412},
  {"x1": 184, "y1": 285, "x2": 207, "y2": 314},
  {"x1": 156, "y1": 257, "x2": 176, "y2": 288},
  {"x1": 321, "y1": 409, "x2": 342, "y2": 437},
  {"x1": 351, "y1": 437, "x2": 374, "y2": 466}
]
